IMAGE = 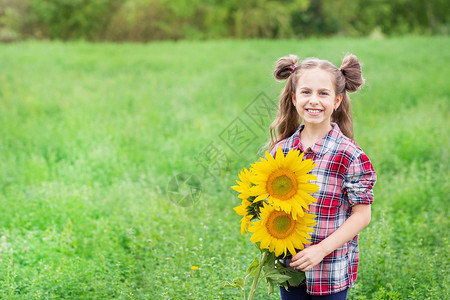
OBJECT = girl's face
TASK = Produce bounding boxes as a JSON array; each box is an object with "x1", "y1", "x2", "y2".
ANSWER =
[{"x1": 292, "y1": 68, "x2": 342, "y2": 130}]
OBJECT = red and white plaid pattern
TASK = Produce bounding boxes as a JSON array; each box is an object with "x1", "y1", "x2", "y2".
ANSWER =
[{"x1": 271, "y1": 123, "x2": 376, "y2": 296}]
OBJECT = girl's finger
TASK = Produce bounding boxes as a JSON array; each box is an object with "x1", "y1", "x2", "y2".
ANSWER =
[
  {"x1": 291, "y1": 252, "x2": 303, "y2": 262},
  {"x1": 299, "y1": 262, "x2": 309, "y2": 270},
  {"x1": 290, "y1": 257, "x2": 305, "y2": 268}
]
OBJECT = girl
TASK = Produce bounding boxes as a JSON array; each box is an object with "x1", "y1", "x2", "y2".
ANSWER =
[{"x1": 270, "y1": 54, "x2": 376, "y2": 299}]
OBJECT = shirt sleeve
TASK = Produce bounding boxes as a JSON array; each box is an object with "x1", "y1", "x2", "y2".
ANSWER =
[{"x1": 343, "y1": 152, "x2": 377, "y2": 206}]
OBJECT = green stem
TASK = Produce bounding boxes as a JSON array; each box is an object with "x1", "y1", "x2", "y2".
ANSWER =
[{"x1": 247, "y1": 251, "x2": 267, "y2": 300}]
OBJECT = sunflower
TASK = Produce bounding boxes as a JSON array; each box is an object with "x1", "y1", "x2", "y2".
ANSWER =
[
  {"x1": 231, "y1": 168, "x2": 253, "y2": 201},
  {"x1": 249, "y1": 203, "x2": 316, "y2": 257},
  {"x1": 250, "y1": 147, "x2": 319, "y2": 220},
  {"x1": 233, "y1": 199, "x2": 253, "y2": 234}
]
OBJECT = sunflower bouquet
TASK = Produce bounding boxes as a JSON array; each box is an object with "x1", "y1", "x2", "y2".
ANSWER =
[{"x1": 225, "y1": 147, "x2": 318, "y2": 299}]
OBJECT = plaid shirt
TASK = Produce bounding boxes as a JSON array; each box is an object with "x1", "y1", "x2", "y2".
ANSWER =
[{"x1": 271, "y1": 123, "x2": 376, "y2": 296}]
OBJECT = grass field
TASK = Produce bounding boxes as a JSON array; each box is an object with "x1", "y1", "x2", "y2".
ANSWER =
[{"x1": 0, "y1": 37, "x2": 448, "y2": 299}]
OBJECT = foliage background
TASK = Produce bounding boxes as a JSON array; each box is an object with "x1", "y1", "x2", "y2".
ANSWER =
[
  {"x1": 0, "y1": 0, "x2": 449, "y2": 42},
  {"x1": 0, "y1": 37, "x2": 448, "y2": 299}
]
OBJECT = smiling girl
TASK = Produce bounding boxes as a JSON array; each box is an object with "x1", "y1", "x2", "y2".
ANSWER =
[{"x1": 269, "y1": 54, "x2": 377, "y2": 299}]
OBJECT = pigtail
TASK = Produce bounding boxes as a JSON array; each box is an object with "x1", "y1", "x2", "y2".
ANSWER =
[
  {"x1": 274, "y1": 54, "x2": 299, "y2": 80},
  {"x1": 269, "y1": 55, "x2": 300, "y2": 151},
  {"x1": 339, "y1": 54, "x2": 365, "y2": 92},
  {"x1": 332, "y1": 54, "x2": 365, "y2": 140}
]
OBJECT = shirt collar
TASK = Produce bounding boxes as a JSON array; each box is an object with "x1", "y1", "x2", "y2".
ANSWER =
[{"x1": 294, "y1": 123, "x2": 344, "y2": 157}]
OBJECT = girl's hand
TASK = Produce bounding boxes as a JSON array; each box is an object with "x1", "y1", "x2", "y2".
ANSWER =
[
  {"x1": 289, "y1": 205, "x2": 372, "y2": 272},
  {"x1": 289, "y1": 244, "x2": 327, "y2": 272}
]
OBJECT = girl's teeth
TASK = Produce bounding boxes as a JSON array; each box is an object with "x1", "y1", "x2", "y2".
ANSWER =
[{"x1": 308, "y1": 109, "x2": 321, "y2": 113}]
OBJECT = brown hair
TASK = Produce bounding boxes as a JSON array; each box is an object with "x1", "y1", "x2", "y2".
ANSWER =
[{"x1": 269, "y1": 54, "x2": 364, "y2": 151}]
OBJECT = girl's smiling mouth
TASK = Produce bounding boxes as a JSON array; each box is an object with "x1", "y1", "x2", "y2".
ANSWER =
[{"x1": 305, "y1": 108, "x2": 323, "y2": 116}]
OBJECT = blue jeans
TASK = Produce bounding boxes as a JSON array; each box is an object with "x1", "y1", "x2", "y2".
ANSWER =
[{"x1": 280, "y1": 285, "x2": 348, "y2": 300}]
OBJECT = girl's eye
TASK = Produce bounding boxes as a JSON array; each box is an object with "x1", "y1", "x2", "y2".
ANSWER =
[
  {"x1": 301, "y1": 91, "x2": 310, "y2": 94},
  {"x1": 320, "y1": 92, "x2": 328, "y2": 96}
]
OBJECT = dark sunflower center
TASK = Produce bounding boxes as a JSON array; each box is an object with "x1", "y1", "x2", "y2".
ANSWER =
[
  {"x1": 266, "y1": 170, "x2": 298, "y2": 200},
  {"x1": 266, "y1": 210, "x2": 296, "y2": 239}
]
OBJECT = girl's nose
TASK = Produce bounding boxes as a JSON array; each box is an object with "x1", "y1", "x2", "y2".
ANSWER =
[{"x1": 308, "y1": 94, "x2": 319, "y2": 105}]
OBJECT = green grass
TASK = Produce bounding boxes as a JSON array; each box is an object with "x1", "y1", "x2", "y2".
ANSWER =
[{"x1": 0, "y1": 36, "x2": 448, "y2": 299}]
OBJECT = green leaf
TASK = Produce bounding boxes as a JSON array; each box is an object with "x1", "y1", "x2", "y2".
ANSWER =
[
  {"x1": 262, "y1": 265, "x2": 291, "y2": 284},
  {"x1": 267, "y1": 280, "x2": 274, "y2": 295},
  {"x1": 262, "y1": 265, "x2": 278, "y2": 275},
  {"x1": 263, "y1": 273, "x2": 291, "y2": 283},
  {"x1": 244, "y1": 256, "x2": 260, "y2": 285},
  {"x1": 266, "y1": 277, "x2": 279, "y2": 295},
  {"x1": 246, "y1": 256, "x2": 259, "y2": 277},
  {"x1": 286, "y1": 269, "x2": 305, "y2": 286},
  {"x1": 221, "y1": 277, "x2": 244, "y2": 289},
  {"x1": 265, "y1": 251, "x2": 276, "y2": 265},
  {"x1": 273, "y1": 261, "x2": 306, "y2": 286}
]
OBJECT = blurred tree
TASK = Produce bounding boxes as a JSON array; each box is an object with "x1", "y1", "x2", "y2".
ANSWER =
[
  {"x1": 387, "y1": 0, "x2": 449, "y2": 34},
  {"x1": 104, "y1": 0, "x2": 172, "y2": 41},
  {"x1": 0, "y1": 0, "x2": 447, "y2": 41},
  {"x1": 229, "y1": 0, "x2": 309, "y2": 38},
  {"x1": 29, "y1": 0, "x2": 120, "y2": 40},
  {"x1": 321, "y1": 0, "x2": 450, "y2": 36},
  {"x1": 290, "y1": 0, "x2": 337, "y2": 37},
  {"x1": 0, "y1": 0, "x2": 32, "y2": 41}
]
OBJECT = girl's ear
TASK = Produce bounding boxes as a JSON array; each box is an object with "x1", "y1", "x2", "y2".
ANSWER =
[
  {"x1": 291, "y1": 92, "x2": 296, "y2": 106},
  {"x1": 334, "y1": 94, "x2": 343, "y2": 110}
]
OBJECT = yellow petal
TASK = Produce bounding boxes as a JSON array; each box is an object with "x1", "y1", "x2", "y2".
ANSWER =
[{"x1": 286, "y1": 239, "x2": 296, "y2": 257}]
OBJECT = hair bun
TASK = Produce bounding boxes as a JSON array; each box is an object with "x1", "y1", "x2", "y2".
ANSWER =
[
  {"x1": 339, "y1": 54, "x2": 364, "y2": 92},
  {"x1": 274, "y1": 54, "x2": 299, "y2": 80}
]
